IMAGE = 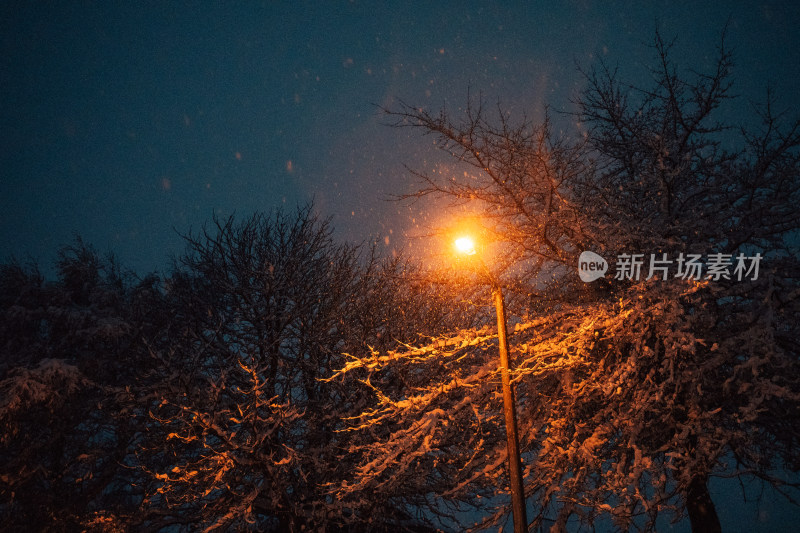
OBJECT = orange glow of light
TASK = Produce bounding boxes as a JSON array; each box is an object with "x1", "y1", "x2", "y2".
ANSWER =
[{"x1": 454, "y1": 236, "x2": 476, "y2": 255}]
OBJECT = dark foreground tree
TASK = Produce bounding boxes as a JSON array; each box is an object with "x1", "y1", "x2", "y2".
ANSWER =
[
  {"x1": 327, "y1": 32, "x2": 800, "y2": 531},
  {"x1": 137, "y1": 206, "x2": 475, "y2": 532},
  {"x1": 0, "y1": 210, "x2": 476, "y2": 532},
  {"x1": 0, "y1": 240, "x2": 158, "y2": 531}
]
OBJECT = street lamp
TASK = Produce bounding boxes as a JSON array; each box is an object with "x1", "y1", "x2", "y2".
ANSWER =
[
  {"x1": 455, "y1": 236, "x2": 477, "y2": 255},
  {"x1": 454, "y1": 236, "x2": 527, "y2": 533}
]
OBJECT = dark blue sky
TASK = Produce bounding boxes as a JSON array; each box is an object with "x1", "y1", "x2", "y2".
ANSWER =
[
  {"x1": 3, "y1": 2, "x2": 799, "y2": 277},
  {"x1": 3, "y1": 1, "x2": 799, "y2": 276},
  {"x1": 2, "y1": 2, "x2": 800, "y2": 529}
]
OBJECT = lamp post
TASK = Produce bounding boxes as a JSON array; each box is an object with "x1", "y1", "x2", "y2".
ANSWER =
[{"x1": 455, "y1": 236, "x2": 527, "y2": 533}]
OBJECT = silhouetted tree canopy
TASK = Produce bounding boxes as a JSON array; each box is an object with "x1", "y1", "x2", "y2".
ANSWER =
[{"x1": 329, "y1": 30, "x2": 800, "y2": 532}]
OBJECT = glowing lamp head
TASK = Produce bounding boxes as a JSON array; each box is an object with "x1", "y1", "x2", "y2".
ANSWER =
[{"x1": 454, "y1": 236, "x2": 476, "y2": 255}]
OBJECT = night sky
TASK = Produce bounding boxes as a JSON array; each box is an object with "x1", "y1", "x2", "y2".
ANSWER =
[
  {"x1": 3, "y1": 2, "x2": 799, "y2": 277},
  {"x1": 2, "y1": 1, "x2": 800, "y2": 530}
]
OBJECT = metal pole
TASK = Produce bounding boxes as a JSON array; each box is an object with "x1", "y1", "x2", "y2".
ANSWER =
[{"x1": 493, "y1": 286, "x2": 527, "y2": 533}]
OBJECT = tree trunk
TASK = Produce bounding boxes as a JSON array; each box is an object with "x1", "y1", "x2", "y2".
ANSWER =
[{"x1": 685, "y1": 474, "x2": 721, "y2": 533}]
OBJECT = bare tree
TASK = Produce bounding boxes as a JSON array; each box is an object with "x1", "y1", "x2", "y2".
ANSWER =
[
  {"x1": 138, "y1": 205, "x2": 472, "y2": 532},
  {"x1": 328, "y1": 31, "x2": 800, "y2": 532},
  {"x1": 0, "y1": 214, "x2": 471, "y2": 532}
]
